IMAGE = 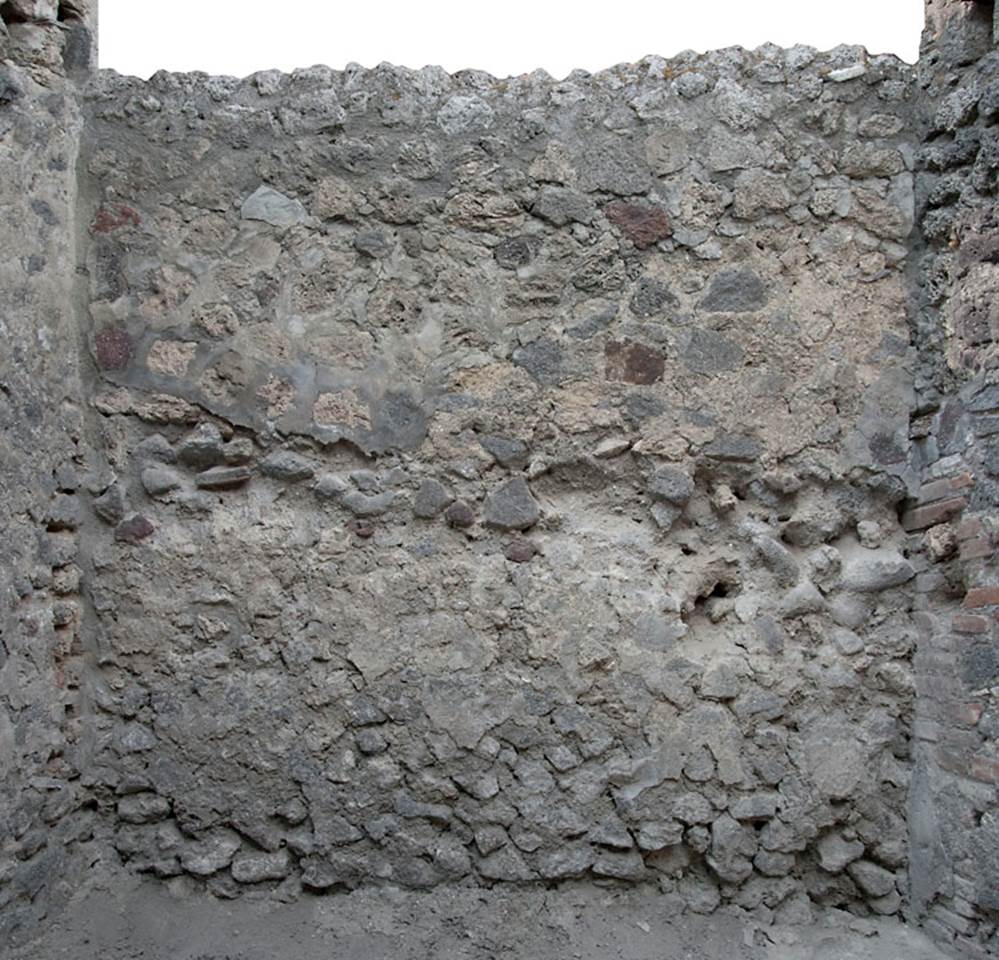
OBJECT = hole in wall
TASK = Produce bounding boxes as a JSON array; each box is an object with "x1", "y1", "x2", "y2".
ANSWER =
[
  {"x1": 58, "y1": 1, "x2": 83, "y2": 21},
  {"x1": 0, "y1": 2, "x2": 29, "y2": 24}
]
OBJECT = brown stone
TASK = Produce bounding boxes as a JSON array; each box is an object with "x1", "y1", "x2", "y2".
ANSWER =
[
  {"x1": 504, "y1": 539, "x2": 538, "y2": 563},
  {"x1": 605, "y1": 201, "x2": 671, "y2": 249},
  {"x1": 94, "y1": 325, "x2": 133, "y2": 371},
  {"x1": 445, "y1": 501, "x2": 476, "y2": 528},
  {"x1": 114, "y1": 515, "x2": 154, "y2": 544},
  {"x1": 604, "y1": 340, "x2": 665, "y2": 386}
]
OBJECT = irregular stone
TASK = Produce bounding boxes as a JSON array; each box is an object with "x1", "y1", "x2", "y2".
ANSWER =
[
  {"x1": 504, "y1": 539, "x2": 538, "y2": 563},
  {"x1": 708, "y1": 813, "x2": 757, "y2": 884},
  {"x1": 479, "y1": 845, "x2": 533, "y2": 881},
  {"x1": 260, "y1": 451, "x2": 314, "y2": 482},
  {"x1": 484, "y1": 478, "x2": 539, "y2": 531},
  {"x1": 445, "y1": 500, "x2": 476, "y2": 528},
  {"x1": 93, "y1": 483, "x2": 125, "y2": 525},
  {"x1": 839, "y1": 551, "x2": 915, "y2": 593},
  {"x1": 729, "y1": 792, "x2": 778, "y2": 821},
  {"x1": 180, "y1": 830, "x2": 243, "y2": 877},
  {"x1": 847, "y1": 859, "x2": 896, "y2": 898},
  {"x1": 532, "y1": 186, "x2": 595, "y2": 226},
  {"x1": 413, "y1": 478, "x2": 452, "y2": 518},
  {"x1": 177, "y1": 423, "x2": 226, "y2": 469},
  {"x1": 115, "y1": 515, "x2": 155, "y2": 544},
  {"x1": 593, "y1": 437, "x2": 631, "y2": 459},
  {"x1": 494, "y1": 235, "x2": 541, "y2": 270},
  {"x1": 636, "y1": 821, "x2": 684, "y2": 852},
  {"x1": 778, "y1": 581, "x2": 825, "y2": 618},
  {"x1": 536, "y1": 844, "x2": 594, "y2": 879},
  {"x1": 195, "y1": 466, "x2": 253, "y2": 490},
  {"x1": 241, "y1": 185, "x2": 308, "y2": 228},
  {"x1": 231, "y1": 849, "x2": 292, "y2": 884},
  {"x1": 342, "y1": 491, "x2": 395, "y2": 517},
  {"x1": 314, "y1": 473, "x2": 349, "y2": 499},
  {"x1": 817, "y1": 833, "x2": 865, "y2": 873},
  {"x1": 437, "y1": 95, "x2": 494, "y2": 135},
  {"x1": 630, "y1": 277, "x2": 677, "y2": 318},
  {"x1": 140, "y1": 466, "x2": 181, "y2": 497},
  {"x1": 753, "y1": 535, "x2": 799, "y2": 587},
  {"x1": 117, "y1": 793, "x2": 171, "y2": 825},
  {"x1": 681, "y1": 328, "x2": 744, "y2": 374},
  {"x1": 733, "y1": 170, "x2": 793, "y2": 219},
  {"x1": 592, "y1": 849, "x2": 647, "y2": 881},
  {"x1": 698, "y1": 270, "x2": 768, "y2": 313},
  {"x1": 702, "y1": 434, "x2": 762, "y2": 461},
  {"x1": 512, "y1": 338, "x2": 564, "y2": 386},
  {"x1": 479, "y1": 434, "x2": 529, "y2": 470}
]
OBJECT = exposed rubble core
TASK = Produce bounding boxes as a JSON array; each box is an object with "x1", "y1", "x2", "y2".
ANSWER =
[{"x1": 0, "y1": 1, "x2": 996, "y2": 956}]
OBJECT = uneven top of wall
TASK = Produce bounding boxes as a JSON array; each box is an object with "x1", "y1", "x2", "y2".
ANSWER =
[{"x1": 85, "y1": 42, "x2": 918, "y2": 486}]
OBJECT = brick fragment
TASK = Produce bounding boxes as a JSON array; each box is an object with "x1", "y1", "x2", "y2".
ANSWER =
[
  {"x1": 901, "y1": 496, "x2": 968, "y2": 532},
  {"x1": 964, "y1": 586, "x2": 999, "y2": 608},
  {"x1": 952, "y1": 614, "x2": 989, "y2": 634},
  {"x1": 969, "y1": 754, "x2": 999, "y2": 784},
  {"x1": 916, "y1": 473, "x2": 974, "y2": 505},
  {"x1": 960, "y1": 536, "x2": 995, "y2": 561}
]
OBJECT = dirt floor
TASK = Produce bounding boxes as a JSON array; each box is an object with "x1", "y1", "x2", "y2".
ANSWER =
[{"x1": 2, "y1": 863, "x2": 957, "y2": 960}]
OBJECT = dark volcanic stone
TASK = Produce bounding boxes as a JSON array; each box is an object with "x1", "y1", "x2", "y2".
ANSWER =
[
  {"x1": 698, "y1": 270, "x2": 768, "y2": 313},
  {"x1": 512, "y1": 338, "x2": 565, "y2": 386},
  {"x1": 630, "y1": 278, "x2": 678, "y2": 318},
  {"x1": 681, "y1": 328, "x2": 744, "y2": 374},
  {"x1": 484, "y1": 477, "x2": 540, "y2": 531}
]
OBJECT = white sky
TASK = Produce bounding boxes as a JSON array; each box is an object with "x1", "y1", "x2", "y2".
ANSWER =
[{"x1": 100, "y1": 0, "x2": 924, "y2": 80}]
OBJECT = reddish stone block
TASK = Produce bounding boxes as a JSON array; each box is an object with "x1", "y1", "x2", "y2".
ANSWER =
[
  {"x1": 964, "y1": 585, "x2": 999, "y2": 608},
  {"x1": 605, "y1": 201, "x2": 671, "y2": 249},
  {"x1": 901, "y1": 496, "x2": 968, "y2": 532},
  {"x1": 604, "y1": 340, "x2": 665, "y2": 385},
  {"x1": 92, "y1": 204, "x2": 141, "y2": 234},
  {"x1": 94, "y1": 325, "x2": 133, "y2": 371}
]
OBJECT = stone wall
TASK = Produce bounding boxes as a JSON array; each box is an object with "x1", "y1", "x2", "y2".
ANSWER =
[
  {"x1": 78, "y1": 43, "x2": 927, "y2": 918},
  {"x1": 0, "y1": 0, "x2": 99, "y2": 944},
  {"x1": 0, "y1": 1, "x2": 996, "y2": 953},
  {"x1": 905, "y1": 1, "x2": 999, "y2": 955}
]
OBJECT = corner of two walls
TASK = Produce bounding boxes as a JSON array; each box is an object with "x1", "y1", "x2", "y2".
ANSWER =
[
  {"x1": 905, "y1": 0, "x2": 999, "y2": 955},
  {"x1": 0, "y1": 0, "x2": 101, "y2": 945}
]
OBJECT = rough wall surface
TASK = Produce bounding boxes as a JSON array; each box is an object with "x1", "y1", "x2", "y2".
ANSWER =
[
  {"x1": 0, "y1": 0, "x2": 997, "y2": 953},
  {"x1": 80, "y1": 45, "x2": 925, "y2": 917},
  {"x1": 0, "y1": 0, "x2": 99, "y2": 942}
]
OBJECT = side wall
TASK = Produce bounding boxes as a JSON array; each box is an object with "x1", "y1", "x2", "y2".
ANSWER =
[
  {"x1": 0, "y1": 0, "x2": 99, "y2": 943},
  {"x1": 907, "y1": 0, "x2": 999, "y2": 955}
]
